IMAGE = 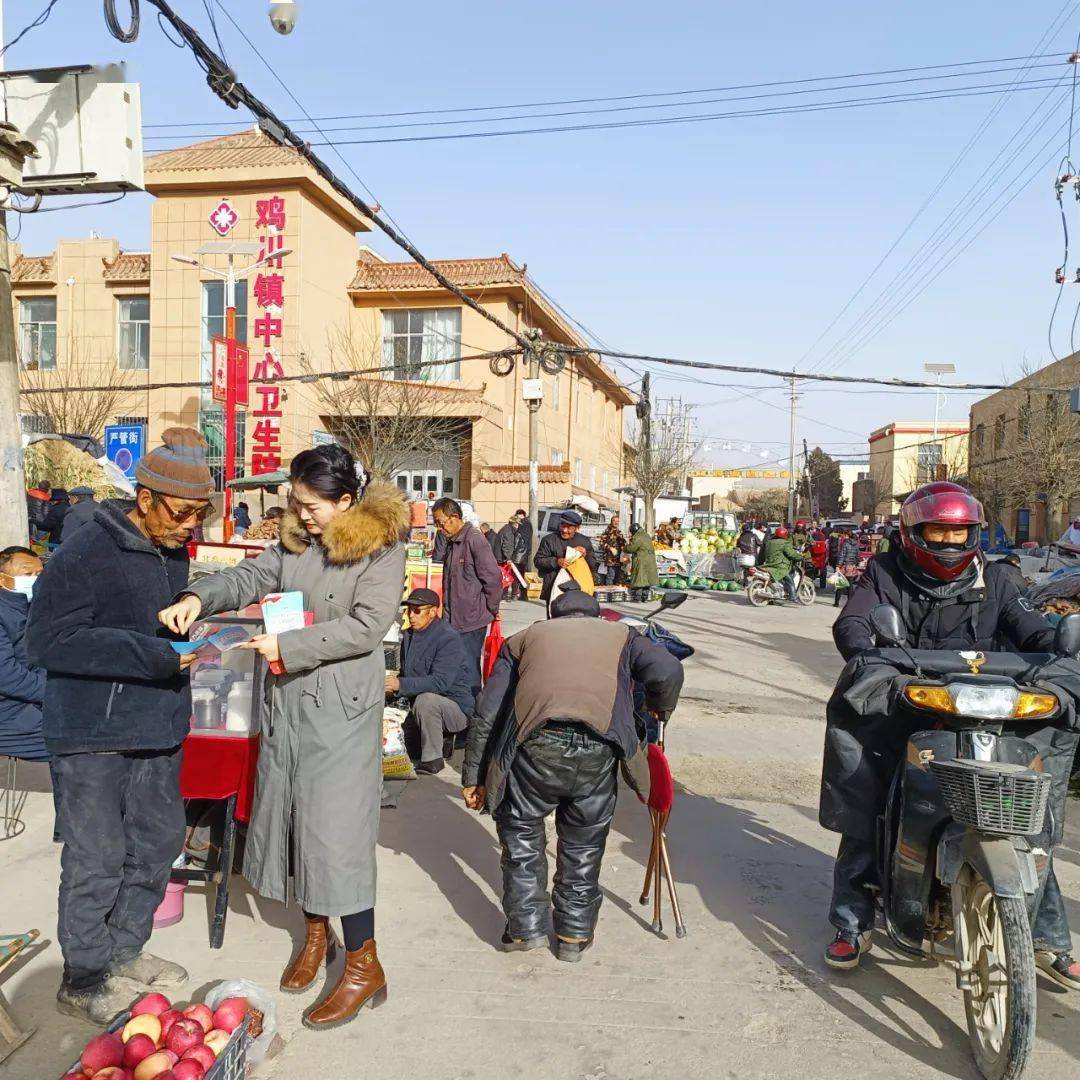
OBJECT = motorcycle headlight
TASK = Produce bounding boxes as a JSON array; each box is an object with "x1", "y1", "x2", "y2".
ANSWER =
[
  {"x1": 1013, "y1": 691, "x2": 1058, "y2": 719},
  {"x1": 951, "y1": 684, "x2": 1018, "y2": 719},
  {"x1": 904, "y1": 684, "x2": 955, "y2": 713}
]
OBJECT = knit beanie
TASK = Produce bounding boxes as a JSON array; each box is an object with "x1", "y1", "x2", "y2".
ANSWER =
[{"x1": 135, "y1": 427, "x2": 214, "y2": 499}]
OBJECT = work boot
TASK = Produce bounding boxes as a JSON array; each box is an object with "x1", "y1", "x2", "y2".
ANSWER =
[
  {"x1": 110, "y1": 951, "x2": 188, "y2": 989},
  {"x1": 1036, "y1": 950, "x2": 1080, "y2": 990},
  {"x1": 824, "y1": 930, "x2": 872, "y2": 971},
  {"x1": 302, "y1": 939, "x2": 387, "y2": 1029},
  {"x1": 555, "y1": 936, "x2": 594, "y2": 963},
  {"x1": 500, "y1": 927, "x2": 547, "y2": 952},
  {"x1": 281, "y1": 914, "x2": 338, "y2": 993},
  {"x1": 56, "y1": 974, "x2": 146, "y2": 1024}
]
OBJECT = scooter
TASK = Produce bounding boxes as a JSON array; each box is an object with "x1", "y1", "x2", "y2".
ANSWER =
[
  {"x1": 866, "y1": 604, "x2": 1080, "y2": 1080},
  {"x1": 745, "y1": 564, "x2": 816, "y2": 607}
]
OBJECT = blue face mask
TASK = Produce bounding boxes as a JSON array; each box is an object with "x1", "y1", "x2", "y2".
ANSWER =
[{"x1": 10, "y1": 576, "x2": 36, "y2": 601}]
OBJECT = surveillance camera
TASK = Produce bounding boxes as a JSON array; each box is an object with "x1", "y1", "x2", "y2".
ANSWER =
[{"x1": 268, "y1": 0, "x2": 298, "y2": 34}]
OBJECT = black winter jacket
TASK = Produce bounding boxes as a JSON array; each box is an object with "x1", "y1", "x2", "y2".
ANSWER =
[
  {"x1": 398, "y1": 616, "x2": 476, "y2": 715},
  {"x1": 26, "y1": 502, "x2": 190, "y2": 755},
  {"x1": 533, "y1": 531, "x2": 600, "y2": 601},
  {"x1": 0, "y1": 589, "x2": 46, "y2": 760},
  {"x1": 833, "y1": 547, "x2": 1053, "y2": 660}
]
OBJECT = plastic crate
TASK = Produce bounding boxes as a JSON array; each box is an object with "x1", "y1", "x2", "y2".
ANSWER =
[{"x1": 65, "y1": 1012, "x2": 250, "y2": 1078}]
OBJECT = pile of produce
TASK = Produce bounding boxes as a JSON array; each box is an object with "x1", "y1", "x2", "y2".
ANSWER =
[
  {"x1": 680, "y1": 529, "x2": 739, "y2": 555},
  {"x1": 659, "y1": 575, "x2": 741, "y2": 592},
  {"x1": 25, "y1": 439, "x2": 120, "y2": 501},
  {"x1": 62, "y1": 991, "x2": 259, "y2": 1080}
]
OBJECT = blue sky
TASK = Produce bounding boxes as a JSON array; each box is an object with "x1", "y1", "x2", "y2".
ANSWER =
[{"x1": 6, "y1": 1, "x2": 1080, "y2": 467}]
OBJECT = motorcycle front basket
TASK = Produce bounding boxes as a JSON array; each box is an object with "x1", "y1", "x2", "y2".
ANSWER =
[{"x1": 928, "y1": 759, "x2": 1051, "y2": 836}]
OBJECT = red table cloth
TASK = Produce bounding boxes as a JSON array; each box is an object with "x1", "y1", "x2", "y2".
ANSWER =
[{"x1": 179, "y1": 733, "x2": 259, "y2": 823}]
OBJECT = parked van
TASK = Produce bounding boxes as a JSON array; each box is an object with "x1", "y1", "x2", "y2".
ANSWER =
[{"x1": 536, "y1": 503, "x2": 613, "y2": 541}]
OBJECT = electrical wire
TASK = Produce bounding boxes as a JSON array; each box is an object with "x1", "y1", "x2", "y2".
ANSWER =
[
  {"x1": 8, "y1": 192, "x2": 127, "y2": 214},
  {"x1": 2, "y1": 0, "x2": 64, "y2": 56},
  {"x1": 103, "y1": 0, "x2": 139, "y2": 43}
]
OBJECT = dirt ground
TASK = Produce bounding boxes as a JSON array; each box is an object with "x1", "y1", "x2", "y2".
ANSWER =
[{"x1": 2, "y1": 590, "x2": 1078, "y2": 1079}]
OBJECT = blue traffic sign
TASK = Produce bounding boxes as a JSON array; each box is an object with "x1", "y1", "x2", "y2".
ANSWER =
[{"x1": 104, "y1": 423, "x2": 147, "y2": 480}]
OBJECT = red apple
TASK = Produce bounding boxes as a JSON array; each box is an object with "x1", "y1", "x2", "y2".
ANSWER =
[
  {"x1": 121, "y1": 1015, "x2": 162, "y2": 1047},
  {"x1": 163, "y1": 1019, "x2": 204, "y2": 1058},
  {"x1": 162, "y1": 1050, "x2": 179, "y2": 1066},
  {"x1": 159, "y1": 1010, "x2": 183, "y2": 1039},
  {"x1": 130, "y1": 993, "x2": 171, "y2": 1018},
  {"x1": 133, "y1": 1051, "x2": 174, "y2": 1080},
  {"x1": 122, "y1": 1034, "x2": 158, "y2": 1069},
  {"x1": 171, "y1": 1062, "x2": 204, "y2": 1080},
  {"x1": 211, "y1": 996, "x2": 247, "y2": 1034},
  {"x1": 203, "y1": 1030, "x2": 230, "y2": 1058},
  {"x1": 179, "y1": 1045, "x2": 215, "y2": 1073},
  {"x1": 181, "y1": 1004, "x2": 213, "y2": 1035},
  {"x1": 59, "y1": 1073, "x2": 84, "y2": 1080},
  {"x1": 155, "y1": 1074, "x2": 177, "y2": 1080},
  {"x1": 82, "y1": 1033, "x2": 125, "y2": 1074},
  {"x1": 90, "y1": 1070, "x2": 132, "y2": 1080}
]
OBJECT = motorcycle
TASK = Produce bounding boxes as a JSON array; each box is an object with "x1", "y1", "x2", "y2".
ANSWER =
[
  {"x1": 745, "y1": 564, "x2": 816, "y2": 607},
  {"x1": 866, "y1": 604, "x2": 1080, "y2": 1080}
]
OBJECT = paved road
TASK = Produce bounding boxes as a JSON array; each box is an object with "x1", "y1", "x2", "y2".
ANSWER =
[{"x1": 4, "y1": 591, "x2": 1078, "y2": 1079}]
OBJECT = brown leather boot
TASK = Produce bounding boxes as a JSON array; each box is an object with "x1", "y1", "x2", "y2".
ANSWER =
[
  {"x1": 301, "y1": 938, "x2": 387, "y2": 1029},
  {"x1": 280, "y1": 915, "x2": 338, "y2": 993}
]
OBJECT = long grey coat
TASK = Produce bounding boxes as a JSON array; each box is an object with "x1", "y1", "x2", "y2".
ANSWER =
[{"x1": 186, "y1": 483, "x2": 408, "y2": 915}]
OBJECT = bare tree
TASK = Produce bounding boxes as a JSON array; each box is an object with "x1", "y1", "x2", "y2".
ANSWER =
[
  {"x1": 852, "y1": 472, "x2": 888, "y2": 520},
  {"x1": 298, "y1": 330, "x2": 470, "y2": 484},
  {"x1": 729, "y1": 486, "x2": 789, "y2": 523},
  {"x1": 18, "y1": 345, "x2": 141, "y2": 439},
  {"x1": 626, "y1": 416, "x2": 698, "y2": 532}
]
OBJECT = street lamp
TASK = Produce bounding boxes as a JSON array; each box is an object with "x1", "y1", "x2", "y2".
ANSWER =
[
  {"x1": 924, "y1": 362, "x2": 956, "y2": 480},
  {"x1": 170, "y1": 242, "x2": 293, "y2": 538}
]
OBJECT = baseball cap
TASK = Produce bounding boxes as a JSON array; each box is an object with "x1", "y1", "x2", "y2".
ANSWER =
[{"x1": 402, "y1": 587, "x2": 441, "y2": 608}]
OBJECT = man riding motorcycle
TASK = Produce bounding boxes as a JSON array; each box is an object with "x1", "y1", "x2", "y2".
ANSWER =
[
  {"x1": 760, "y1": 527, "x2": 811, "y2": 600},
  {"x1": 821, "y1": 482, "x2": 1080, "y2": 988}
]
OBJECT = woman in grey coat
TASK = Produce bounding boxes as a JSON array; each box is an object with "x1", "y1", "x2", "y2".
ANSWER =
[{"x1": 160, "y1": 445, "x2": 408, "y2": 1030}]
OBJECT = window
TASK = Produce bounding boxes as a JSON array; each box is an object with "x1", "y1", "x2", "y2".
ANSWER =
[
  {"x1": 550, "y1": 449, "x2": 564, "y2": 466},
  {"x1": 381, "y1": 308, "x2": 461, "y2": 381},
  {"x1": 19, "y1": 296, "x2": 57, "y2": 370},
  {"x1": 573, "y1": 457, "x2": 583, "y2": 484},
  {"x1": 993, "y1": 415, "x2": 1007, "y2": 451},
  {"x1": 201, "y1": 281, "x2": 248, "y2": 393},
  {"x1": 590, "y1": 465, "x2": 597, "y2": 491},
  {"x1": 20, "y1": 414, "x2": 53, "y2": 435},
  {"x1": 118, "y1": 296, "x2": 150, "y2": 370},
  {"x1": 551, "y1": 373, "x2": 560, "y2": 411},
  {"x1": 198, "y1": 408, "x2": 246, "y2": 493},
  {"x1": 916, "y1": 443, "x2": 942, "y2": 483},
  {"x1": 974, "y1": 424, "x2": 985, "y2": 453},
  {"x1": 115, "y1": 414, "x2": 148, "y2": 427}
]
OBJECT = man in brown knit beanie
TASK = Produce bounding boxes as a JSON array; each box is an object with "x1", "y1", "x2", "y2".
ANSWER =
[{"x1": 27, "y1": 428, "x2": 215, "y2": 1023}]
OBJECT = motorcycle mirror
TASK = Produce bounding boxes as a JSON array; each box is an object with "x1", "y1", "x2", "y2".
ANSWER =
[
  {"x1": 870, "y1": 604, "x2": 906, "y2": 646},
  {"x1": 1053, "y1": 613, "x2": 1080, "y2": 657},
  {"x1": 660, "y1": 590, "x2": 687, "y2": 610}
]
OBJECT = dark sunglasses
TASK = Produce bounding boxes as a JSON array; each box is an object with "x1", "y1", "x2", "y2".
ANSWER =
[{"x1": 153, "y1": 495, "x2": 214, "y2": 524}]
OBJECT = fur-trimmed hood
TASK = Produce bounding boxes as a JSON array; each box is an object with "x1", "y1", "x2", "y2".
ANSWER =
[{"x1": 279, "y1": 481, "x2": 410, "y2": 564}]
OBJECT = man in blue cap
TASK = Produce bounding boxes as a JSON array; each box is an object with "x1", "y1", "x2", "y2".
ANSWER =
[{"x1": 533, "y1": 510, "x2": 600, "y2": 604}]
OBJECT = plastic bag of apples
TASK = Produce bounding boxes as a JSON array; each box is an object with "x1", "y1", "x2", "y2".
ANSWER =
[{"x1": 59, "y1": 984, "x2": 268, "y2": 1080}]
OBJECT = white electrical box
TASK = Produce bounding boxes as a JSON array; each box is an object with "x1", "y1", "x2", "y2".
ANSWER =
[
  {"x1": 522, "y1": 379, "x2": 544, "y2": 402},
  {"x1": 2, "y1": 64, "x2": 144, "y2": 194}
]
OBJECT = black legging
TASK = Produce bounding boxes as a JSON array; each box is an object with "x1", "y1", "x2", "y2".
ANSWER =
[{"x1": 304, "y1": 908, "x2": 374, "y2": 951}]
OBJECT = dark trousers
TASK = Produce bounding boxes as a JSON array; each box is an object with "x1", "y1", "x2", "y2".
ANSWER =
[
  {"x1": 409, "y1": 692, "x2": 469, "y2": 763},
  {"x1": 459, "y1": 626, "x2": 487, "y2": 702},
  {"x1": 494, "y1": 726, "x2": 617, "y2": 941},
  {"x1": 829, "y1": 834, "x2": 1073, "y2": 949},
  {"x1": 51, "y1": 749, "x2": 185, "y2": 990}
]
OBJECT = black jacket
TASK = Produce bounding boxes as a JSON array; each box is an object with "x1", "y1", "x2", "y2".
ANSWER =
[
  {"x1": 398, "y1": 616, "x2": 475, "y2": 715},
  {"x1": 533, "y1": 531, "x2": 600, "y2": 601},
  {"x1": 26, "y1": 502, "x2": 190, "y2": 755},
  {"x1": 463, "y1": 614, "x2": 683, "y2": 810},
  {"x1": 0, "y1": 589, "x2": 47, "y2": 760},
  {"x1": 833, "y1": 547, "x2": 1053, "y2": 660},
  {"x1": 496, "y1": 523, "x2": 526, "y2": 564}
]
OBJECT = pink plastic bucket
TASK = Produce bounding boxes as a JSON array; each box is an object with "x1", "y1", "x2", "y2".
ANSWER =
[{"x1": 153, "y1": 881, "x2": 186, "y2": 929}]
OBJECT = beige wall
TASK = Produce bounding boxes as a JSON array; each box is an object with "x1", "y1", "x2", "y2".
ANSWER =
[{"x1": 867, "y1": 420, "x2": 969, "y2": 516}]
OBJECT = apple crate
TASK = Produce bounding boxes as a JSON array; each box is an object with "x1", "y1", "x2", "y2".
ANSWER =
[{"x1": 66, "y1": 1013, "x2": 250, "y2": 1079}]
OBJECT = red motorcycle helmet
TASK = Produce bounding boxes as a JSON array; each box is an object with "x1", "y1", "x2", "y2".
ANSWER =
[
  {"x1": 898, "y1": 481, "x2": 984, "y2": 581},
  {"x1": 773, "y1": 526, "x2": 789, "y2": 539},
  {"x1": 794, "y1": 519, "x2": 809, "y2": 531}
]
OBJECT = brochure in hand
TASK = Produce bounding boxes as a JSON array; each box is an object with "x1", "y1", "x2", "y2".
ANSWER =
[
  {"x1": 170, "y1": 622, "x2": 257, "y2": 655},
  {"x1": 261, "y1": 591, "x2": 312, "y2": 675}
]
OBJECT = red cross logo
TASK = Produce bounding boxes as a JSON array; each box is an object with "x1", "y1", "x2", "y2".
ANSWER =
[{"x1": 209, "y1": 199, "x2": 239, "y2": 237}]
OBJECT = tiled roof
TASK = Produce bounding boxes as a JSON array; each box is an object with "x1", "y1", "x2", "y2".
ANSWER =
[
  {"x1": 479, "y1": 463, "x2": 571, "y2": 484},
  {"x1": 102, "y1": 252, "x2": 150, "y2": 281},
  {"x1": 11, "y1": 255, "x2": 54, "y2": 284},
  {"x1": 349, "y1": 255, "x2": 523, "y2": 292},
  {"x1": 145, "y1": 128, "x2": 304, "y2": 173}
]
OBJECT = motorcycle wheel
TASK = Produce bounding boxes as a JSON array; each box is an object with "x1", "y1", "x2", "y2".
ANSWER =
[
  {"x1": 796, "y1": 579, "x2": 817, "y2": 605},
  {"x1": 953, "y1": 875, "x2": 1035, "y2": 1080},
  {"x1": 746, "y1": 580, "x2": 770, "y2": 607}
]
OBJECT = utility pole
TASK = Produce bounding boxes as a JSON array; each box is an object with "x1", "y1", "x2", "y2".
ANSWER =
[
  {"x1": 802, "y1": 438, "x2": 814, "y2": 520},
  {"x1": 640, "y1": 372, "x2": 651, "y2": 531},
  {"x1": 0, "y1": 0, "x2": 32, "y2": 547},
  {"x1": 786, "y1": 376, "x2": 798, "y2": 524},
  {"x1": 523, "y1": 327, "x2": 543, "y2": 558}
]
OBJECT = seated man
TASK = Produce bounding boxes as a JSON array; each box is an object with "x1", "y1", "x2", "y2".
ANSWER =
[
  {"x1": 760, "y1": 526, "x2": 809, "y2": 599},
  {"x1": 386, "y1": 588, "x2": 475, "y2": 775},
  {"x1": 0, "y1": 547, "x2": 47, "y2": 762}
]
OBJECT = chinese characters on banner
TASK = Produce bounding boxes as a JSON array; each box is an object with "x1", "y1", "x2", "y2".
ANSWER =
[{"x1": 251, "y1": 195, "x2": 287, "y2": 473}]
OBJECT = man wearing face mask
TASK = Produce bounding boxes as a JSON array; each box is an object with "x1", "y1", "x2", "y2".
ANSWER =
[
  {"x1": 0, "y1": 547, "x2": 46, "y2": 762},
  {"x1": 26, "y1": 428, "x2": 213, "y2": 1022}
]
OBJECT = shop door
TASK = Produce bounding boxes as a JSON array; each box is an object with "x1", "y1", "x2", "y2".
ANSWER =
[{"x1": 1015, "y1": 509, "x2": 1031, "y2": 543}]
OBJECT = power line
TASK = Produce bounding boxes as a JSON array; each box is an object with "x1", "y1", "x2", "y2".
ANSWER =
[
  {"x1": 0, "y1": 0, "x2": 64, "y2": 58},
  {"x1": 142, "y1": 52, "x2": 1072, "y2": 129}
]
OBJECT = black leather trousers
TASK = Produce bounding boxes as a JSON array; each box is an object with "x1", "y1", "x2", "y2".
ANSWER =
[{"x1": 493, "y1": 725, "x2": 618, "y2": 941}]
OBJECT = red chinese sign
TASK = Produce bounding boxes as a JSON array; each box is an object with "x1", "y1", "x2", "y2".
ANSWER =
[
  {"x1": 209, "y1": 199, "x2": 239, "y2": 237},
  {"x1": 211, "y1": 337, "x2": 229, "y2": 404},
  {"x1": 251, "y1": 194, "x2": 286, "y2": 474}
]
